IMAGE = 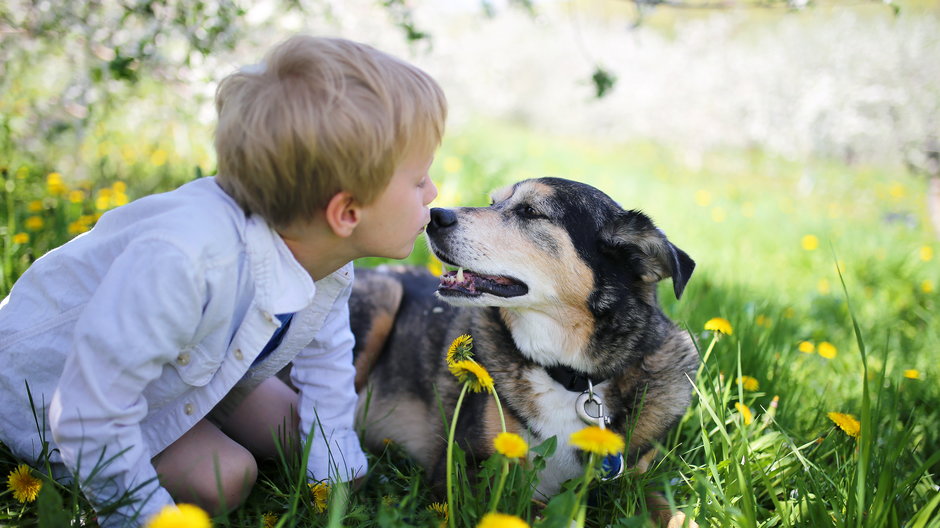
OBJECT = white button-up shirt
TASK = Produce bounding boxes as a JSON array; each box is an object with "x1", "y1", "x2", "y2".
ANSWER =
[{"x1": 0, "y1": 177, "x2": 367, "y2": 526}]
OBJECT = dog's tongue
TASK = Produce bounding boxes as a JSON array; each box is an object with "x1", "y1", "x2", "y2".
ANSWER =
[{"x1": 438, "y1": 267, "x2": 528, "y2": 298}]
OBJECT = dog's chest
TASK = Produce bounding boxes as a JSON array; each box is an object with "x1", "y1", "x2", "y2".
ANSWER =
[{"x1": 521, "y1": 370, "x2": 613, "y2": 496}]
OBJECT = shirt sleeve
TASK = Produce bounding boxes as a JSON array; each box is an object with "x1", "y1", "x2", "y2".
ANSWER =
[
  {"x1": 290, "y1": 280, "x2": 368, "y2": 482},
  {"x1": 49, "y1": 238, "x2": 205, "y2": 526}
]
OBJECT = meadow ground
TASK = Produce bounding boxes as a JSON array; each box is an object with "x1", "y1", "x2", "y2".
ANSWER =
[{"x1": 2, "y1": 120, "x2": 938, "y2": 527}]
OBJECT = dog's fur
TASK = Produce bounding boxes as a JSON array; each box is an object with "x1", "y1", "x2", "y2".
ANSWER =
[{"x1": 350, "y1": 177, "x2": 697, "y2": 524}]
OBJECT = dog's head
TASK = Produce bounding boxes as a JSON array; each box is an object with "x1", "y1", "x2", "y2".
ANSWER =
[
  {"x1": 427, "y1": 177, "x2": 693, "y2": 306},
  {"x1": 426, "y1": 177, "x2": 694, "y2": 369}
]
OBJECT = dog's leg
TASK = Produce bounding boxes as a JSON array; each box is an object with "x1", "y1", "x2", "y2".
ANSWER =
[
  {"x1": 350, "y1": 272, "x2": 403, "y2": 392},
  {"x1": 635, "y1": 449, "x2": 698, "y2": 528}
]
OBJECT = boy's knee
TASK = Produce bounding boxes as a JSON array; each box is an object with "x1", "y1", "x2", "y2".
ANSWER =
[{"x1": 192, "y1": 447, "x2": 258, "y2": 514}]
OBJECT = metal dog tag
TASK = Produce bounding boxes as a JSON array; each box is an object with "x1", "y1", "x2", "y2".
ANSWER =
[{"x1": 576, "y1": 390, "x2": 611, "y2": 427}]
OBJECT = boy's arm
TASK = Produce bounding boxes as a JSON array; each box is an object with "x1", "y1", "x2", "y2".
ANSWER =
[
  {"x1": 290, "y1": 279, "x2": 369, "y2": 483},
  {"x1": 49, "y1": 238, "x2": 205, "y2": 527}
]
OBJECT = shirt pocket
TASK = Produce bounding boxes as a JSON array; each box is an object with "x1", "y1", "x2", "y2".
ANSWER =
[{"x1": 170, "y1": 344, "x2": 223, "y2": 387}]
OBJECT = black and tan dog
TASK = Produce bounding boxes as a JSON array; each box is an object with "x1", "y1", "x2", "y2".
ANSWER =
[{"x1": 350, "y1": 177, "x2": 697, "y2": 525}]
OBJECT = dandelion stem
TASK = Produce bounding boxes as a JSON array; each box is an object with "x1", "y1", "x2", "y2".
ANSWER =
[
  {"x1": 446, "y1": 382, "x2": 470, "y2": 528},
  {"x1": 568, "y1": 453, "x2": 596, "y2": 523},
  {"x1": 574, "y1": 502, "x2": 588, "y2": 528},
  {"x1": 486, "y1": 378, "x2": 511, "y2": 511},
  {"x1": 488, "y1": 459, "x2": 510, "y2": 512},
  {"x1": 492, "y1": 387, "x2": 507, "y2": 433}
]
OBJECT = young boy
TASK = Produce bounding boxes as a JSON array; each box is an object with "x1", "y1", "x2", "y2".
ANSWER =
[{"x1": 0, "y1": 35, "x2": 446, "y2": 526}]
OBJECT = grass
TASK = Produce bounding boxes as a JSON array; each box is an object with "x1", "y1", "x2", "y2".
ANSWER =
[{"x1": 1, "y1": 119, "x2": 938, "y2": 527}]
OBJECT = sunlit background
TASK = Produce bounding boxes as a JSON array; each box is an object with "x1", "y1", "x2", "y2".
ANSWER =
[{"x1": 1, "y1": 1, "x2": 938, "y2": 525}]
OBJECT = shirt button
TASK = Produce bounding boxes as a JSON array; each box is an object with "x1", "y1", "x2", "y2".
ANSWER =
[
  {"x1": 183, "y1": 403, "x2": 194, "y2": 415},
  {"x1": 176, "y1": 352, "x2": 190, "y2": 366},
  {"x1": 262, "y1": 311, "x2": 275, "y2": 323},
  {"x1": 234, "y1": 348, "x2": 244, "y2": 360}
]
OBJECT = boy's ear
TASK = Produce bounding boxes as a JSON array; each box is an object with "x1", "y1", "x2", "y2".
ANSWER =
[{"x1": 324, "y1": 191, "x2": 361, "y2": 238}]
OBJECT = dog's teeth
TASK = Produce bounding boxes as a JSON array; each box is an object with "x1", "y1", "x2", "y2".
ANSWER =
[{"x1": 456, "y1": 267, "x2": 464, "y2": 282}]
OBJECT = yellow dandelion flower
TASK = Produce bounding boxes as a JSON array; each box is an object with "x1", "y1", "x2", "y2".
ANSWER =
[
  {"x1": 704, "y1": 317, "x2": 733, "y2": 336},
  {"x1": 46, "y1": 172, "x2": 66, "y2": 195},
  {"x1": 24, "y1": 216, "x2": 44, "y2": 231},
  {"x1": 922, "y1": 280, "x2": 934, "y2": 294},
  {"x1": 151, "y1": 149, "x2": 168, "y2": 167},
  {"x1": 447, "y1": 334, "x2": 474, "y2": 365},
  {"x1": 442, "y1": 156, "x2": 463, "y2": 174},
  {"x1": 477, "y1": 512, "x2": 530, "y2": 528},
  {"x1": 262, "y1": 512, "x2": 279, "y2": 528},
  {"x1": 113, "y1": 181, "x2": 127, "y2": 193},
  {"x1": 12, "y1": 232, "x2": 29, "y2": 244},
  {"x1": 493, "y1": 432, "x2": 528, "y2": 459},
  {"x1": 68, "y1": 189, "x2": 86, "y2": 203},
  {"x1": 735, "y1": 402, "x2": 753, "y2": 425},
  {"x1": 888, "y1": 182, "x2": 906, "y2": 199},
  {"x1": 27, "y1": 200, "x2": 43, "y2": 212},
  {"x1": 569, "y1": 425, "x2": 625, "y2": 456},
  {"x1": 145, "y1": 503, "x2": 211, "y2": 528},
  {"x1": 309, "y1": 481, "x2": 329, "y2": 513},
  {"x1": 449, "y1": 360, "x2": 494, "y2": 393},
  {"x1": 827, "y1": 412, "x2": 860, "y2": 439},
  {"x1": 427, "y1": 257, "x2": 443, "y2": 278},
  {"x1": 920, "y1": 246, "x2": 933, "y2": 262},
  {"x1": 112, "y1": 191, "x2": 129, "y2": 207},
  {"x1": 737, "y1": 376, "x2": 759, "y2": 391},
  {"x1": 817, "y1": 278, "x2": 831, "y2": 295},
  {"x1": 694, "y1": 190, "x2": 712, "y2": 207},
  {"x1": 801, "y1": 234, "x2": 819, "y2": 251},
  {"x1": 427, "y1": 502, "x2": 448, "y2": 519},
  {"x1": 6, "y1": 464, "x2": 42, "y2": 503},
  {"x1": 818, "y1": 341, "x2": 837, "y2": 359},
  {"x1": 755, "y1": 314, "x2": 772, "y2": 328},
  {"x1": 798, "y1": 341, "x2": 815, "y2": 354},
  {"x1": 68, "y1": 220, "x2": 90, "y2": 235},
  {"x1": 903, "y1": 369, "x2": 920, "y2": 380}
]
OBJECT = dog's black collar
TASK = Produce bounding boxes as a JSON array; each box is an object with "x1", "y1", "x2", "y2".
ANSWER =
[{"x1": 545, "y1": 364, "x2": 607, "y2": 392}]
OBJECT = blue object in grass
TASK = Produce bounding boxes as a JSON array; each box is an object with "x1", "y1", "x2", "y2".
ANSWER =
[{"x1": 601, "y1": 452, "x2": 624, "y2": 480}]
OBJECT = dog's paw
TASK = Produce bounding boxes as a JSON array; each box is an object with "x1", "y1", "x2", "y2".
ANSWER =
[{"x1": 665, "y1": 512, "x2": 698, "y2": 528}]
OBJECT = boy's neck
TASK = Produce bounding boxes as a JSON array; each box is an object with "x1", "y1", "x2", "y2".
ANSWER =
[{"x1": 277, "y1": 220, "x2": 354, "y2": 282}]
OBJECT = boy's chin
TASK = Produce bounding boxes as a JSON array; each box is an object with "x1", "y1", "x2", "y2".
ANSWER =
[{"x1": 380, "y1": 242, "x2": 415, "y2": 261}]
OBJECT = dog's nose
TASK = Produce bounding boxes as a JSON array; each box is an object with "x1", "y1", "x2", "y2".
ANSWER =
[{"x1": 429, "y1": 208, "x2": 457, "y2": 231}]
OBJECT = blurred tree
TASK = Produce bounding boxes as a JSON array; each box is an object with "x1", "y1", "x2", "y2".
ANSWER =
[
  {"x1": 0, "y1": 0, "x2": 435, "y2": 171},
  {"x1": 0, "y1": 1, "x2": 248, "y2": 165}
]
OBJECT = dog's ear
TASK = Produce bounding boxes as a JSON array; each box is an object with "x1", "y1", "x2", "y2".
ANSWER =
[{"x1": 600, "y1": 210, "x2": 695, "y2": 299}]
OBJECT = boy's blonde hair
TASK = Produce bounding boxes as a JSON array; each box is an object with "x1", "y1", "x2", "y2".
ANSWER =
[{"x1": 214, "y1": 36, "x2": 447, "y2": 227}]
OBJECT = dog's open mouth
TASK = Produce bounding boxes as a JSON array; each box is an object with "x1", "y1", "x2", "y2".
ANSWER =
[{"x1": 438, "y1": 267, "x2": 528, "y2": 298}]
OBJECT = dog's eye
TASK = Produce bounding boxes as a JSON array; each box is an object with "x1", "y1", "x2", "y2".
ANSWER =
[{"x1": 517, "y1": 205, "x2": 542, "y2": 219}]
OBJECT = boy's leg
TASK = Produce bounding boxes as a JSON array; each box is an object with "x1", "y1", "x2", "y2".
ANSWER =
[
  {"x1": 218, "y1": 376, "x2": 300, "y2": 460},
  {"x1": 152, "y1": 419, "x2": 257, "y2": 515}
]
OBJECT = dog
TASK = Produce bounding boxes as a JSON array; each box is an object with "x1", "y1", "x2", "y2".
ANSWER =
[{"x1": 350, "y1": 177, "x2": 698, "y2": 525}]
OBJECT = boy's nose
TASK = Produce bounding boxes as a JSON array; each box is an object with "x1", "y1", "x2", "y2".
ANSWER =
[
  {"x1": 428, "y1": 208, "x2": 457, "y2": 232},
  {"x1": 424, "y1": 180, "x2": 439, "y2": 205}
]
